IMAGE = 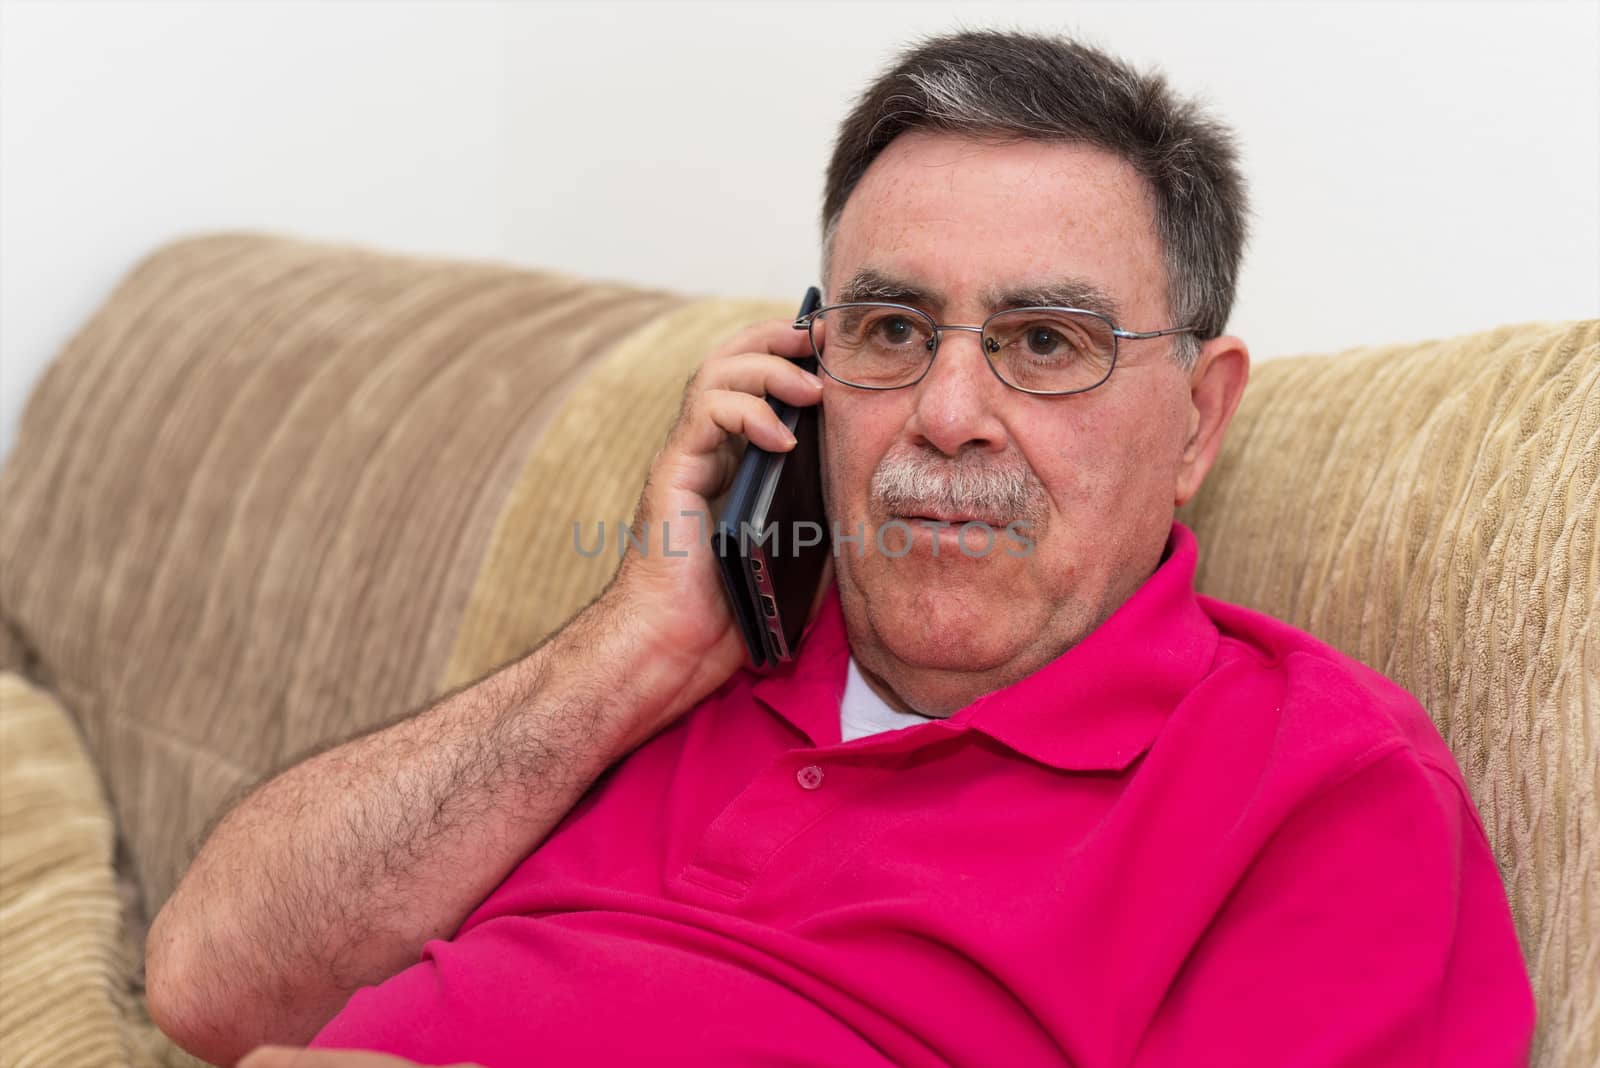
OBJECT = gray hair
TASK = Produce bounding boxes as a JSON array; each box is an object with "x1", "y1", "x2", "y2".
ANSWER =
[{"x1": 821, "y1": 30, "x2": 1250, "y2": 366}]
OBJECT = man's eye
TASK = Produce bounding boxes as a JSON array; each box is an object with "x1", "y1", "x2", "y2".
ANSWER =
[
  {"x1": 1020, "y1": 326, "x2": 1084, "y2": 359},
  {"x1": 1026, "y1": 327, "x2": 1062, "y2": 354},
  {"x1": 1015, "y1": 323, "x2": 1086, "y2": 360},
  {"x1": 874, "y1": 316, "x2": 916, "y2": 344}
]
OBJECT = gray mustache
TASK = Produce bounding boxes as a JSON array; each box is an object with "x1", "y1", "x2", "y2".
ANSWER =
[{"x1": 870, "y1": 449, "x2": 1045, "y2": 524}]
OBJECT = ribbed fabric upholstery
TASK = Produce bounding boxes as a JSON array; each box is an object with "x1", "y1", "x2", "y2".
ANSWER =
[
  {"x1": 0, "y1": 673, "x2": 202, "y2": 1068},
  {"x1": 0, "y1": 672, "x2": 127, "y2": 1068},
  {"x1": 1179, "y1": 320, "x2": 1598, "y2": 1067},
  {"x1": 444, "y1": 296, "x2": 792, "y2": 688},
  {"x1": 0, "y1": 233, "x2": 682, "y2": 925}
]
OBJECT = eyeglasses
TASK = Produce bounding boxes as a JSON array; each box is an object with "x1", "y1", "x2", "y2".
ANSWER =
[{"x1": 792, "y1": 302, "x2": 1200, "y2": 396}]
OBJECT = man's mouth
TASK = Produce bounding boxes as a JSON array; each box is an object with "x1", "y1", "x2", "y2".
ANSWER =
[{"x1": 893, "y1": 511, "x2": 1002, "y2": 527}]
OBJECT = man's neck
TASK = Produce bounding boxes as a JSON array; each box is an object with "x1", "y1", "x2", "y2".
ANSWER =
[{"x1": 852, "y1": 655, "x2": 922, "y2": 717}]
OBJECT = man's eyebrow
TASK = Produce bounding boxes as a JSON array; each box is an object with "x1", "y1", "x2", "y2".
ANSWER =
[
  {"x1": 834, "y1": 268, "x2": 1122, "y2": 322},
  {"x1": 984, "y1": 281, "x2": 1122, "y2": 322},
  {"x1": 834, "y1": 268, "x2": 940, "y2": 308}
]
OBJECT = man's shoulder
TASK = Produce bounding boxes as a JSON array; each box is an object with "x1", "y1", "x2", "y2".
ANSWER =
[{"x1": 1190, "y1": 594, "x2": 1468, "y2": 801}]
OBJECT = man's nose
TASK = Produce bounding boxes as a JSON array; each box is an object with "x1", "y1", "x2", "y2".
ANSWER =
[{"x1": 908, "y1": 327, "x2": 1010, "y2": 457}]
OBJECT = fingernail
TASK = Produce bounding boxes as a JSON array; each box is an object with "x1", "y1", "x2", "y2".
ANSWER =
[
  {"x1": 782, "y1": 428, "x2": 798, "y2": 447},
  {"x1": 802, "y1": 370, "x2": 824, "y2": 389}
]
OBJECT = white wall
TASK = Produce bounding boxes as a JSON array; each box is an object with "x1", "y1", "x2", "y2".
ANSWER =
[{"x1": 4, "y1": 0, "x2": 1597, "y2": 462}]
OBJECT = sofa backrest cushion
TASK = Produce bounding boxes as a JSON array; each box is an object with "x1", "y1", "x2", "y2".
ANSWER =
[{"x1": 0, "y1": 233, "x2": 698, "y2": 921}]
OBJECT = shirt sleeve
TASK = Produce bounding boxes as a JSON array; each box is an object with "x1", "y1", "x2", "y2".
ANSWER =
[{"x1": 1133, "y1": 746, "x2": 1535, "y2": 1067}]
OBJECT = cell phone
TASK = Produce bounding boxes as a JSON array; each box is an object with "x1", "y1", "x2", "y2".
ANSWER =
[{"x1": 714, "y1": 286, "x2": 831, "y2": 666}]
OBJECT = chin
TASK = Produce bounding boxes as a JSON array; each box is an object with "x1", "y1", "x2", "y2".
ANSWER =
[{"x1": 842, "y1": 556, "x2": 1038, "y2": 675}]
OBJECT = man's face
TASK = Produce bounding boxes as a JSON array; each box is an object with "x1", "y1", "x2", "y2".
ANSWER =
[{"x1": 821, "y1": 131, "x2": 1213, "y2": 714}]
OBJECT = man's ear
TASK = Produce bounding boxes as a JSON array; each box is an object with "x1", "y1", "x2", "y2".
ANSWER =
[{"x1": 1174, "y1": 335, "x2": 1250, "y2": 508}]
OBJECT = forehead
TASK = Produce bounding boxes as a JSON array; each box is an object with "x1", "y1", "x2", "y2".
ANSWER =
[{"x1": 829, "y1": 131, "x2": 1166, "y2": 319}]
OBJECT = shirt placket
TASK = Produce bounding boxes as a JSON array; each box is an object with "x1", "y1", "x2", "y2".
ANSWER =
[{"x1": 675, "y1": 734, "x2": 931, "y2": 901}]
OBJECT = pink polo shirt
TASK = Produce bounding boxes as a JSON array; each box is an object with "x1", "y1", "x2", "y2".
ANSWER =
[{"x1": 312, "y1": 524, "x2": 1533, "y2": 1066}]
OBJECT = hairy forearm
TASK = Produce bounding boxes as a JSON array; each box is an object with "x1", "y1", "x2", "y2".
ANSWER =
[{"x1": 148, "y1": 595, "x2": 693, "y2": 1065}]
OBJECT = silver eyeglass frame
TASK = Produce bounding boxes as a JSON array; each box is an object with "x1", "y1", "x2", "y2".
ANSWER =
[{"x1": 792, "y1": 300, "x2": 1201, "y2": 396}]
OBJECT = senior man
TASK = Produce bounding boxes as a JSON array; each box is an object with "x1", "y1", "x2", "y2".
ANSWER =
[{"x1": 149, "y1": 30, "x2": 1534, "y2": 1068}]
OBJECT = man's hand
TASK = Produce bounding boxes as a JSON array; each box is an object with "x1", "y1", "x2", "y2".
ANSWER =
[
  {"x1": 239, "y1": 1046, "x2": 481, "y2": 1068},
  {"x1": 599, "y1": 315, "x2": 824, "y2": 748},
  {"x1": 145, "y1": 316, "x2": 822, "y2": 1066}
]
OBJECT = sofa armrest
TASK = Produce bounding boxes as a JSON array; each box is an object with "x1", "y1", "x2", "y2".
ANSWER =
[{"x1": 0, "y1": 673, "x2": 205, "y2": 1067}]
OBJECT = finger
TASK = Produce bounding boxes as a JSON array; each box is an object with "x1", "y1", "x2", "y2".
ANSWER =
[
  {"x1": 238, "y1": 1047, "x2": 309, "y2": 1068},
  {"x1": 694, "y1": 353, "x2": 823, "y2": 407},
  {"x1": 651, "y1": 443, "x2": 741, "y2": 506},
  {"x1": 676, "y1": 389, "x2": 797, "y2": 456},
  {"x1": 240, "y1": 1047, "x2": 445, "y2": 1068},
  {"x1": 707, "y1": 317, "x2": 817, "y2": 363},
  {"x1": 237, "y1": 1049, "x2": 283, "y2": 1068},
  {"x1": 238, "y1": 1048, "x2": 324, "y2": 1068}
]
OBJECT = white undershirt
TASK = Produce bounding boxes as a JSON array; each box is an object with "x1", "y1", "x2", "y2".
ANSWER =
[{"x1": 840, "y1": 657, "x2": 934, "y2": 742}]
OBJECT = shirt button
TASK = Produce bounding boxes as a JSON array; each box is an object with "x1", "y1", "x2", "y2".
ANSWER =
[{"x1": 796, "y1": 764, "x2": 825, "y2": 790}]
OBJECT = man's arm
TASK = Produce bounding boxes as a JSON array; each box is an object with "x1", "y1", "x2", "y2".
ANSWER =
[
  {"x1": 1132, "y1": 747, "x2": 1534, "y2": 1066},
  {"x1": 145, "y1": 318, "x2": 825, "y2": 1066},
  {"x1": 147, "y1": 595, "x2": 681, "y2": 1065}
]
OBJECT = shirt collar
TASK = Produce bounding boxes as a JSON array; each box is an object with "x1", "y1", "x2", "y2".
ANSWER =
[{"x1": 752, "y1": 522, "x2": 1219, "y2": 772}]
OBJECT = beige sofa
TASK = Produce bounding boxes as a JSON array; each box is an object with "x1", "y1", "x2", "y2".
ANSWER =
[{"x1": 0, "y1": 233, "x2": 1593, "y2": 1066}]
